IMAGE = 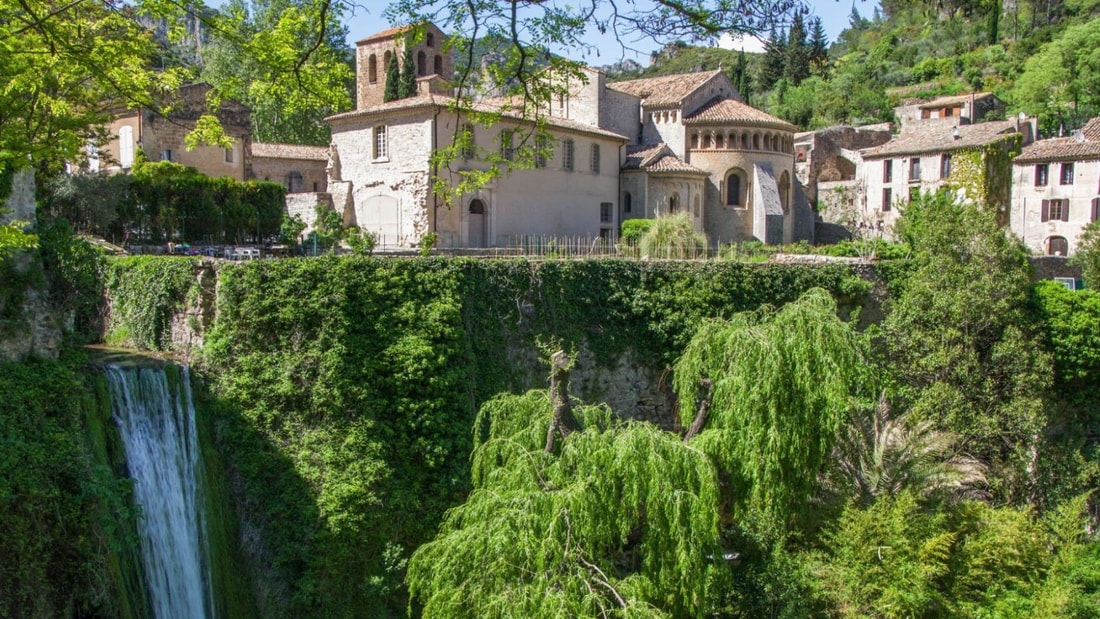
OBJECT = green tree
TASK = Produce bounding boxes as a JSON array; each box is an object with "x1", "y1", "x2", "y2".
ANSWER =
[
  {"x1": 808, "y1": 15, "x2": 829, "y2": 75},
  {"x1": 1071, "y1": 220, "x2": 1100, "y2": 289},
  {"x1": 0, "y1": 0, "x2": 185, "y2": 171},
  {"x1": 399, "y1": 46, "x2": 418, "y2": 99},
  {"x1": 1014, "y1": 19, "x2": 1100, "y2": 131},
  {"x1": 886, "y1": 191, "x2": 1052, "y2": 503},
  {"x1": 384, "y1": 50, "x2": 401, "y2": 102},
  {"x1": 637, "y1": 213, "x2": 707, "y2": 259},
  {"x1": 674, "y1": 288, "x2": 867, "y2": 532},
  {"x1": 199, "y1": 0, "x2": 354, "y2": 145},
  {"x1": 407, "y1": 366, "x2": 723, "y2": 617},
  {"x1": 784, "y1": 10, "x2": 810, "y2": 85},
  {"x1": 758, "y1": 26, "x2": 787, "y2": 92}
]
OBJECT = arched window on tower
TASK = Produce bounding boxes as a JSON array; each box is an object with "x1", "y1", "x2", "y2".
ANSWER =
[
  {"x1": 426, "y1": 32, "x2": 435, "y2": 47},
  {"x1": 434, "y1": 55, "x2": 443, "y2": 75},
  {"x1": 417, "y1": 51, "x2": 426, "y2": 76},
  {"x1": 368, "y1": 54, "x2": 378, "y2": 83}
]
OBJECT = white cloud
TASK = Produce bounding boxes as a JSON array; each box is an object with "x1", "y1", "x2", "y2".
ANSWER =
[{"x1": 717, "y1": 33, "x2": 767, "y2": 54}]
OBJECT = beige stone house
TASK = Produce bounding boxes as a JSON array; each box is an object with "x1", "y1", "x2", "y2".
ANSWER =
[
  {"x1": 894, "y1": 92, "x2": 1005, "y2": 132},
  {"x1": 326, "y1": 24, "x2": 814, "y2": 248},
  {"x1": 252, "y1": 143, "x2": 329, "y2": 193},
  {"x1": 857, "y1": 118, "x2": 1034, "y2": 237},
  {"x1": 99, "y1": 83, "x2": 253, "y2": 180},
  {"x1": 1011, "y1": 118, "x2": 1100, "y2": 256}
]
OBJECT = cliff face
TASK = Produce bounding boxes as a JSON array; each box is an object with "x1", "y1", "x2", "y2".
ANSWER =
[{"x1": 0, "y1": 254, "x2": 63, "y2": 362}]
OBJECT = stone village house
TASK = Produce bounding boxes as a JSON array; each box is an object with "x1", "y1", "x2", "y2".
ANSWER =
[
  {"x1": 324, "y1": 23, "x2": 815, "y2": 248},
  {"x1": 1011, "y1": 117, "x2": 1100, "y2": 256}
]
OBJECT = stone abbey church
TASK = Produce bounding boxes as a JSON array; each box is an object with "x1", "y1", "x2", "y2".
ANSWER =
[{"x1": 325, "y1": 23, "x2": 814, "y2": 248}]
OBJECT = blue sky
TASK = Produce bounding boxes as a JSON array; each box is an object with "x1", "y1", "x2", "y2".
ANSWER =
[{"x1": 337, "y1": 0, "x2": 881, "y2": 65}]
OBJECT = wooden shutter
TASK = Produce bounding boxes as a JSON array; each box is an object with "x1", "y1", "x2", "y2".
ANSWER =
[
  {"x1": 1062, "y1": 199, "x2": 1070, "y2": 222},
  {"x1": 1041, "y1": 199, "x2": 1050, "y2": 222},
  {"x1": 1092, "y1": 197, "x2": 1099, "y2": 222}
]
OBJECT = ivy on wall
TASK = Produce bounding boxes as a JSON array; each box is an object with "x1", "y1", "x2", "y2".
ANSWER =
[
  {"x1": 101, "y1": 256, "x2": 867, "y2": 616},
  {"x1": 946, "y1": 134, "x2": 1022, "y2": 221}
]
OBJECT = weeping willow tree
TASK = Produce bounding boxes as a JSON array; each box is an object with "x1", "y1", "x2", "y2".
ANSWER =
[
  {"x1": 673, "y1": 288, "x2": 867, "y2": 531},
  {"x1": 407, "y1": 379, "x2": 724, "y2": 617}
]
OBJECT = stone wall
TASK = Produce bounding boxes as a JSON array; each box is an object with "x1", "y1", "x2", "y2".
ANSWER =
[
  {"x1": 2, "y1": 168, "x2": 35, "y2": 224},
  {"x1": 253, "y1": 157, "x2": 328, "y2": 193}
]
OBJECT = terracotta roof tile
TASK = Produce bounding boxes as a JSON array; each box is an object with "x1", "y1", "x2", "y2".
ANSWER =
[
  {"x1": 861, "y1": 120, "x2": 1021, "y2": 159},
  {"x1": 917, "y1": 92, "x2": 998, "y2": 109},
  {"x1": 1014, "y1": 134, "x2": 1100, "y2": 164},
  {"x1": 683, "y1": 97, "x2": 796, "y2": 131},
  {"x1": 356, "y1": 25, "x2": 413, "y2": 45},
  {"x1": 621, "y1": 143, "x2": 706, "y2": 174},
  {"x1": 1082, "y1": 117, "x2": 1100, "y2": 141},
  {"x1": 607, "y1": 70, "x2": 722, "y2": 106},
  {"x1": 327, "y1": 95, "x2": 628, "y2": 141},
  {"x1": 252, "y1": 143, "x2": 329, "y2": 161}
]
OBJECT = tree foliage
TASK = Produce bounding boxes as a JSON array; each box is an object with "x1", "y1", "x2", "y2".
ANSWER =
[
  {"x1": 408, "y1": 390, "x2": 723, "y2": 618},
  {"x1": 1071, "y1": 220, "x2": 1100, "y2": 290},
  {"x1": 674, "y1": 288, "x2": 867, "y2": 529},
  {"x1": 886, "y1": 191, "x2": 1051, "y2": 503},
  {"x1": 199, "y1": 0, "x2": 353, "y2": 145},
  {"x1": 638, "y1": 213, "x2": 708, "y2": 259}
]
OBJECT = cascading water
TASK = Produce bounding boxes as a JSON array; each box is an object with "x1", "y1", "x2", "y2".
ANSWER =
[{"x1": 106, "y1": 364, "x2": 214, "y2": 619}]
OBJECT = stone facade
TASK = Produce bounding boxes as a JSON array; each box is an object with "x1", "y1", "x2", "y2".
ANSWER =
[
  {"x1": 858, "y1": 118, "x2": 1035, "y2": 238},
  {"x1": 1011, "y1": 118, "x2": 1100, "y2": 255},
  {"x1": 328, "y1": 24, "x2": 813, "y2": 248},
  {"x1": 252, "y1": 143, "x2": 329, "y2": 193},
  {"x1": 894, "y1": 92, "x2": 1005, "y2": 132},
  {"x1": 99, "y1": 84, "x2": 252, "y2": 180}
]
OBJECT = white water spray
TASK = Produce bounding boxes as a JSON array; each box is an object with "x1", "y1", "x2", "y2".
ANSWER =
[{"x1": 107, "y1": 365, "x2": 213, "y2": 619}]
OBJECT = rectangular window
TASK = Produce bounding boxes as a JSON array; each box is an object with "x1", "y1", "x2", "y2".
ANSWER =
[
  {"x1": 909, "y1": 157, "x2": 921, "y2": 182},
  {"x1": 1035, "y1": 163, "x2": 1049, "y2": 186},
  {"x1": 882, "y1": 188, "x2": 892, "y2": 212},
  {"x1": 883, "y1": 159, "x2": 893, "y2": 183},
  {"x1": 501, "y1": 130, "x2": 514, "y2": 162},
  {"x1": 161, "y1": 149, "x2": 173, "y2": 162},
  {"x1": 600, "y1": 202, "x2": 612, "y2": 223},
  {"x1": 1042, "y1": 199, "x2": 1070, "y2": 222},
  {"x1": 461, "y1": 124, "x2": 475, "y2": 160},
  {"x1": 535, "y1": 135, "x2": 549, "y2": 169},
  {"x1": 590, "y1": 144, "x2": 600, "y2": 174},
  {"x1": 225, "y1": 147, "x2": 235, "y2": 163},
  {"x1": 562, "y1": 139, "x2": 574, "y2": 171},
  {"x1": 373, "y1": 125, "x2": 387, "y2": 160},
  {"x1": 940, "y1": 154, "x2": 951, "y2": 179},
  {"x1": 1061, "y1": 162, "x2": 1075, "y2": 185}
]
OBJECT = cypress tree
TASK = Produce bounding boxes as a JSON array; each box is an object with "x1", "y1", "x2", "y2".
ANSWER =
[
  {"x1": 758, "y1": 27, "x2": 786, "y2": 92},
  {"x1": 399, "y1": 47, "x2": 417, "y2": 99},
  {"x1": 809, "y1": 15, "x2": 829, "y2": 68},
  {"x1": 383, "y1": 52, "x2": 400, "y2": 102},
  {"x1": 784, "y1": 10, "x2": 810, "y2": 85}
]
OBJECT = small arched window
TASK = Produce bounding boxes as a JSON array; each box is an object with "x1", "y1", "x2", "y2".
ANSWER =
[
  {"x1": 693, "y1": 195, "x2": 701, "y2": 217},
  {"x1": 368, "y1": 54, "x2": 378, "y2": 84},
  {"x1": 1047, "y1": 236, "x2": 1069, "y2": 256},
  {"x1": 434, "y1": 54, "x2": 443, "y2": 75},
  {"x1": 753, "y1": 133, "x2": 761, "y2": 150},
  {"x1": 726, "y1": 173, "x2": 742, "y2": 206},
  {"x1": 669, "y1": 193, "x2": 680, "y2": 213},
  {"x1": 417, "y1": 51, "x2": 426, "y2": 76},
  {"x1": 426, "y1": 32, "x2": 435, "y2": 47},
  {"x1": 286, "y1": 171, "x2": 304, "y2": 193},
  {"x1": 623, "y1": 192, "x2": 632, "y2": 214}
]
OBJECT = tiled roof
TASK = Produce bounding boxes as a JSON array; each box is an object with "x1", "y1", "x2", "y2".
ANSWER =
[
  {"x1": 356, "y1": 25, "x2": 412, "y2": 45},
  {"x1": 917, "y1": 92, "x2": 998, "y2": 109},
  {"x1": 252, "y1": 143, "x2": 329, "y2": 161},
  {"x1": 1082, "y1": 117, "x2": 1100, "y2": 141},
  {"x1": 327, "y1": 95, "x2": 628, "y2": 140},
  {"x1": 607, "y1": 70, "x2": 722, "y2": 107},
  {"x1": 684, "y1": 97, "x2": 796, "y2": 131},
  {"x1": 1014, "y1": 135, "x2": 1100, "y2": 164},
  {"x1": 621, "y1": 143, "x2": 707, "y2": 174},
  {"x1": 861, "y1": 120, "x2": 1020, "y2": 159},
  {"x1": 622, "y1": 143, "x2": 667, "y2": 169}
]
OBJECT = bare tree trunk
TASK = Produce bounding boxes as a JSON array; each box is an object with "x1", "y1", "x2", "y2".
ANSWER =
[
  {"x1": 545, "y1": 350, "x2": 580, "y2": 453},
  {"x1": 683, "y1": 379, "x2": 714, "y2": 442}
]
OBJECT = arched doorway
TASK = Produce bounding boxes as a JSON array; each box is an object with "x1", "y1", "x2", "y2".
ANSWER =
[
  {"x1": 669, "y1": 192, "x2": 680, "y2": 214},
  {"x1": 468, "y1": 199, "x2": 487, "y2": 248}
]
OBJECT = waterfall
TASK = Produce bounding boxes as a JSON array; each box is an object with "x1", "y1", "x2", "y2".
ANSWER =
[{"x1": 106, "y1": 364, "x2": 214, "y2": 619}]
